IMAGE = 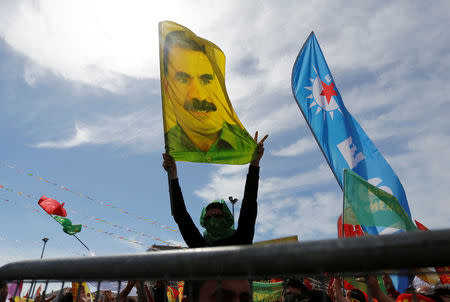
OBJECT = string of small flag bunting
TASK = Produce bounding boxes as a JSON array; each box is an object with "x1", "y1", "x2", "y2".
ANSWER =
[
  {"x1": 0, "y1": 187, "x2": 182, "y2": 248},
  {"x1": 67, "y1": 209, "x2": 178, "y2": 246},
  {"x1": 0, "y1": 161, "x2": 179, "y2": 233},
  {"x1": 0, "y1": 233, "x2": 86, "y2": 258}
]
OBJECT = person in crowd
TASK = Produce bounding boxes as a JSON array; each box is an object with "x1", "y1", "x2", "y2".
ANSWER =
[
  {"x1": 432, "y1": 284, "x2": 450, "y2": 302},
  {"x1": 382, "y1": 274, "x2": 400, "y2": 299},
  {"x1": 163, "y1": 131, "x2": 267, "y2": 248},
  {"x1": 365, "y1": 276, "x2": 395, "y2": 302},
  {"x1": 346, "y1": 289, "x2": 366, "y2": 302},
  {"x1": 34, "y1": 292, "x2": 56, "y2": 302},
  {"x1": 282, "y1": 278, "x2": 309, "y2": 302},
  {"x1": 182, "y1": 279, "x2": 251, "y2": 302},
  {"x1": 0, "y1": 282, "x2": 7, "y2": 302},
  {"x1": 152, "y1": 280, "x2": 166, "y2": 302},
  {"x1": 331, "y1": 277, "x2": 368, "y2": 302},
  {"x1": 59, "y1": 288, "x2": 74, "y2": 302},
  {"x1": 118, "y1": 281, "x2": 153, "y2": 302}
]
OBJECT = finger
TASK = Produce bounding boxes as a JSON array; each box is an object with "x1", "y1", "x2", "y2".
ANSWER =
[
  {"x1": 253, "y1": 131, "x2": 258, "y2": 142},
  {"x1": 259, "y1": 134, "x2": 269, "y2": 144}
]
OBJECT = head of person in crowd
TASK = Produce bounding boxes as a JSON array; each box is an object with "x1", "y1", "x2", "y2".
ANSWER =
[
  {"x1": 432, "y1": 285, "x2": 450, "y2": 302},
  {"x1": 59, "y1": 288, "x2": 73, "y2": 302},
  {"x1": 282, "y1": 278, "x2": 309, "y2": 302},
  {"x1": 346, "y1": 289, "x2": 367, "y2": 302},
  {"x1": 416, "y1": 285, "x2": 433, "y2": 296},
  {"x1": 153, "y1": 280, "x2": 166, "y2": 302},
  {"x1": 0, "y1": 282, "x2": 8, "y2": 302},
  {"x1": 287, "y1": 289, "x2": 332, "y2": 302},
  {"x1": 200, "y1": 200, "x2": 235, "y2": 243},
  {"x1": 183, "y1": 279, "x2": 251, "y2": 302}
]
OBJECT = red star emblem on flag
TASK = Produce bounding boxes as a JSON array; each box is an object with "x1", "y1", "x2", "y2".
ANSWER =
[{"x1": 320, "y1": 81, "x2": 338, "y2": 104}]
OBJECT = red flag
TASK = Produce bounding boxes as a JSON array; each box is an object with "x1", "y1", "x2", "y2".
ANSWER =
[
  {"x1": 396, "y1": 293, "x2": 434, "y2": 302},
  {"x1": 38, "y1": 196, "x2": 67, "y2": 217},
  {"x1": 35, "y1": 285, "x2": 42, "y2": 298},
  {"x1": 414, "y1": 220, "x2": 429, "y2": 231},
  {"x1": 337, "y1": 214, "x2": 365, "y2": 238}
]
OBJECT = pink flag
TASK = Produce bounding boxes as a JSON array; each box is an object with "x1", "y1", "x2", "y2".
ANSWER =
[{"x1": 7, "y1": 281, "x2": 23, "y2": 299}]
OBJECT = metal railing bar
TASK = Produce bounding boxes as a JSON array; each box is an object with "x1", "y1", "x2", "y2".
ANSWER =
[{"x1": 0, "y1": 229, "x2": 449, "y2": 281}]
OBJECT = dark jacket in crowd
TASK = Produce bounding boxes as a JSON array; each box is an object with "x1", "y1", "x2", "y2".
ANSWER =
[{"x1": 170, "y1": 165, "x2": 259, "y2": 248}]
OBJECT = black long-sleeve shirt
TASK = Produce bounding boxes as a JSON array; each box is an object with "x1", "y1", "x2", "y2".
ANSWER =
[{"x1": 170, "y1": 165, "x2": 260, "y2": 248}]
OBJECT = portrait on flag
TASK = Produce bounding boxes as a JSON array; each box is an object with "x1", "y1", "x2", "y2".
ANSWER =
[{"x1": 159, "y1": 21, "x2": 256, "y2": 164}]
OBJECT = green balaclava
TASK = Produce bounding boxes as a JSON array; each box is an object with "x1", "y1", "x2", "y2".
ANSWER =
[{"x1": 200, "y1": 199, "x2": 236, "y2": 244}]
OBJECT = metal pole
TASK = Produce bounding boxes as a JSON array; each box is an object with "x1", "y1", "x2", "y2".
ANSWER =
[
  {"x1": 30, "y1": 238, "x2": 49, "y2": 299},
  {"x1": 228, "y1": 196, "x2": 238, "y2": 221},
  {"x1": 40, "y1": 238, "x2": 49, "y2": 259}
]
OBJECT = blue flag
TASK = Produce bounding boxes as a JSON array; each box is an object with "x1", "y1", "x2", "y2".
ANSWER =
[
  {"x1": 292, "y1": 32, "x2": 413, "y2": 292},
  {"x1": 291, "y1": 32, "x2": 411, "y2": 220}
]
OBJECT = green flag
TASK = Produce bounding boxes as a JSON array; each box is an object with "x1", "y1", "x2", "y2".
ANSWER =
[
  {"x1": 252, "y1": 281, "x2": 283, "y2": 302},
  {"x1": 52, "y1": 215, "x2": 82, "y2": 235},
  {"x1": 343, "y1": 169, "x2": 416, "y2": 231}
]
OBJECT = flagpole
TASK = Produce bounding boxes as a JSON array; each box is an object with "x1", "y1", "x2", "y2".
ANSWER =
[
  {"x1": 342, "y1": 170, "x2": 346, "y2": 238},
  {"x1": 39, "y1": 206, "x2": 92, "y2": 254},
  {"x1": 290, "y1": 31, "x2": 343, "y2": 191},
  {"x1": 168, "y1": 173, "x2": 174, "y2": 216},
  {"x1": 73, "y1": 234, "x2": 92, "y2": 254}
]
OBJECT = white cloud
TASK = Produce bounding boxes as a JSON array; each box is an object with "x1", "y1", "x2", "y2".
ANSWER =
[
  {"x1": 34, "y1": 109, "x2": 163, "y2": 152},
  {"x1": 256, "y1": 191, "x2": 342, "y2": 241},
  {"x1": 35, "y1": 123, "x2": 91, "y2": 148},
  {"x1": 388, "y1": 132, "x2": 450, "y2": 229},
  {"x1": 272, "y1": 136, "x2": 316, "y2": 157},
  {"x1": 259, "y1": 164, "x2": 335, "y2": 200}
]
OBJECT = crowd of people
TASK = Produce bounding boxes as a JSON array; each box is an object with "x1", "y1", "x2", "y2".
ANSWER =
[{"x1": 1, "y1": 276, "x2": 449, "y2": 302}]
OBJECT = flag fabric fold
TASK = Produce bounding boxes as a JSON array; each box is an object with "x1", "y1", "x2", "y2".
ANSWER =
[
  {"x1": 343, "y1": 169, "x2": 416, "y2": 231},
  {"x1": 291, "y1": 32, "x2": 411, "y2": 218},
  {"x1": 38, "y1": 195, "x2": 67, "y2": 217},
  {"x1": 52, "y1": 215, "x2": 82, "y2": 235}
]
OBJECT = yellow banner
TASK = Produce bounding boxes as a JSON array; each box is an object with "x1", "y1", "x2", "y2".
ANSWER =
[
  {"x1": 72, "y1": 282, "x2": 93, "y2": 302},
  {"x1": 14, "y1": 298, "x2": 33, "y2": 302},
  {"x1": 254, "y1": 235, "x2": 298, "y2": 245},
  {"x1": 159, "y1": 21, "x2": 256, "y2": 164}
]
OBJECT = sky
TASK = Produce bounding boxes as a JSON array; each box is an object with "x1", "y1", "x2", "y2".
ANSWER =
[{"x1": 1, "y1": 0, "x2": 449, "y2": 266}]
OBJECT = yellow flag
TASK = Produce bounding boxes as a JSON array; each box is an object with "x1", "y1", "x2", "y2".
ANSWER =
[
  {"x1": 159, "y1": 21, "x2": 256, "y2": 164},
  {"x1": 72, "y1": 282, "x2": 93, "y2": 302}
]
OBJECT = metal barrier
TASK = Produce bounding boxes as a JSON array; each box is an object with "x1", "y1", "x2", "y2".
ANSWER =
[{"x1": 1, "y1": 229, "x2": 449, "y2": 281}]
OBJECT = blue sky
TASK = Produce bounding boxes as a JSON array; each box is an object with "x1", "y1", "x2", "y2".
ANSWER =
[{"x1": 1, "y1": 1, "x2": 449, "y2": 265}]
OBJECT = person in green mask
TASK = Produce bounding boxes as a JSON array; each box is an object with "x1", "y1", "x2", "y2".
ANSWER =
[
  {"x1": 163, "y1": 131, "x2": 268, "y2": 247},
  {"x1": 200, "y1": 199, "x2": 236, "y2": 244}
]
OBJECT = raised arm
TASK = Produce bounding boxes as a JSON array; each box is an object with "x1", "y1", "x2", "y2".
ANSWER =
[
  {"x1": 162, "y1": 153, "x2": 205, "y2": 247},
  {"x1": 236, "y1": 132, "x2": 268, "y2": 243}
]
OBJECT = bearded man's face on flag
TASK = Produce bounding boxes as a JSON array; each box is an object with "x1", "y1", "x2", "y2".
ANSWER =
[
  {"x1": 160, "y1": 22, "x2": 257, "y2": 164},
  {"x1": 164, "y1": 34, "x2": 226, "y2": 137}
]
